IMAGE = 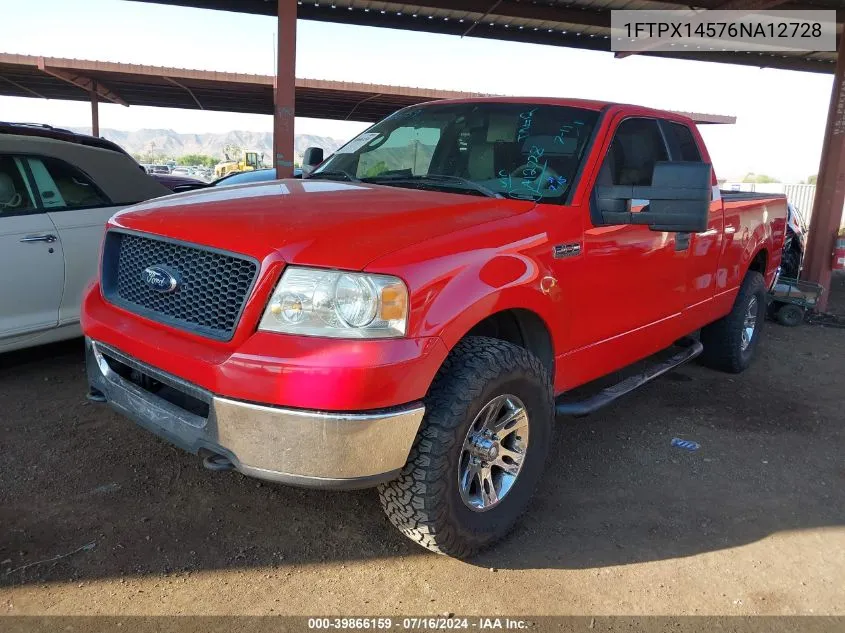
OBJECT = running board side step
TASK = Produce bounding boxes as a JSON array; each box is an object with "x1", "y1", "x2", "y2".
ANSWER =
[{"x1": 555, "y1": 339, "x2": 704, "y2": 417}]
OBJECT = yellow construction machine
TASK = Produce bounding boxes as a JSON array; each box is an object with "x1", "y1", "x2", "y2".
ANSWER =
[{"x1": 214, "y1": 147, "x2": 264, "y2": 178}]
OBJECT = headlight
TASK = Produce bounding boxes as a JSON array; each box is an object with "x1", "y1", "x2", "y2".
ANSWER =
[{"x1": 259, "y1": 266, "x2": 409, "y2": 338}]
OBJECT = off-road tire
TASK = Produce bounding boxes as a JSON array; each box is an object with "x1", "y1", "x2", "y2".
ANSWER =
[
  {"x1": 699, "y1": 270, "x2": 767, "y2": 373},
  {"x1": 378, "y1": 336, "x2": 554, "y2": 558}
]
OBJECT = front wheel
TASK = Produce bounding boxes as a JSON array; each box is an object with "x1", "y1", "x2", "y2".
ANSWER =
[{"x1": 378, "y1": 337, "x2": 554, "y2": 558}]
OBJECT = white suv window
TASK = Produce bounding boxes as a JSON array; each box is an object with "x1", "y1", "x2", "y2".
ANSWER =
[
  {"x1": 25, "y1": 156, "x2": 110, "y2": 210},
  {"x1": 0, "y1": 156, "x2": 37, "y2": 215}
]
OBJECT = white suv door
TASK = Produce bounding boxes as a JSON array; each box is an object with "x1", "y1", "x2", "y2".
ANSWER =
[
  {"x1": 0, "y1": 156, "x2": 65, "y2": 339},
  {"x1": 25, "y1": 156, "x2": 124, "y2": 327}
]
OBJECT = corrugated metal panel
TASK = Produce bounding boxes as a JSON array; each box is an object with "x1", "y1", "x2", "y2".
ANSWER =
[
  {"x1": 567, "y1": 0, "x2": 692, "y2": 9},
  {"x1": 132, "y1": 1, "x2": 838, "y2": 72},
  {"x1": 0, "y1": 53, "x2": 735, "y2": 125},
  {"x1": 783, "y1": 184, "x2": 818, "y2": 225}
]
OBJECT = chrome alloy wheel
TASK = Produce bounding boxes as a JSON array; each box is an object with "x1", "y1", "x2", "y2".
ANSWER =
[
  {"x1": 458, "y1": 394, "x2": 530, "y2": 512},
  {"x1": 741, "y1": 296, "x2": 758, "y2": 351}
]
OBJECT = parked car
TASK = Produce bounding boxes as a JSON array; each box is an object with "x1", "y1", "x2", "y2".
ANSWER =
[
  {"x1": 82, "y1": 98, "x2": 787, "y2": 558},
  {"x1": 781, "y1": 202, "x2": 808, "y2": 278},
  {"x1": 214, "y1": 167, "x2": 303, "y2": 185},
  {"x1": 0, "y1": 122, "x2": 170, "y2": 353},
  {"x1": 151, "y1": 172, "x2": 206, "y2": 191},
  {"x1": 169, "y1": 167, "x2": 303, "y2": 193},
  {"x1": 149, "y1": 164, "x2": 171, "y2": 175}
]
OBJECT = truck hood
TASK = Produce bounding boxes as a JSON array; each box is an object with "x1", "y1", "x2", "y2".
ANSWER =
[{"x1": 112, "y1": 179, "x2": 533, "y2": 270}]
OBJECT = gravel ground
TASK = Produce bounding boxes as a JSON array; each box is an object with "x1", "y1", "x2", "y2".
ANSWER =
[{"x1": 1, "y1": 274, "x2": 843, "y2": 617}]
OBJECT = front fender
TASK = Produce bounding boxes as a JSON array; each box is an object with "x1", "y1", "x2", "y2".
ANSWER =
[
  {"x1": 407, "y1": 250, "x2": 559, "y2": 353},
  {"x1": 364, "y1": 207, "x2": 563, "y2": 389}
]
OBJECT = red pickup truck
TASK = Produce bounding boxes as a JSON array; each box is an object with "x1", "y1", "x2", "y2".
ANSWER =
[{"x1": 82, "y1": 98, "x2": 786, "y2": 558}]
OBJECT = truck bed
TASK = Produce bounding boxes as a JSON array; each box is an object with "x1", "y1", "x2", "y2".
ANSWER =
[{"x1": 720, "y1": 190, "x2": 788, "y2": 202}]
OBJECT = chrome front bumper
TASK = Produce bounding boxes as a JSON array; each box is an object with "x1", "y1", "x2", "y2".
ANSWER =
[{"x1": 86, "y1": 338, "x2": 425, "y2": 489}]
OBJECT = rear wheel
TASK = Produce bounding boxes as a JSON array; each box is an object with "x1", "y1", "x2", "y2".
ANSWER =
[
  {"x1": 699, "y1": 271, "x2": 767, "y2": 373},
  {"x1": 378, "y1": 337, "x2": 554, "y2": 558}
]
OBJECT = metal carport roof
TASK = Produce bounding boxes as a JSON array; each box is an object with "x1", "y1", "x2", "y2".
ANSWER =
[
  {"x1": 0, "y1": 53, "x2": 736, "y2": 123},
  {"x1": 129, "y1": 0, "x2": 842, "y2": 74}
]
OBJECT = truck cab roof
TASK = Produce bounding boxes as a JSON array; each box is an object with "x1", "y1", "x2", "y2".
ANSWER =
[{"x1": 406, "y1": 97, "x2": 699, "y2": 125}]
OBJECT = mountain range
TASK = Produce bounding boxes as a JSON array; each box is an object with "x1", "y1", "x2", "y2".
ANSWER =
[{"x1": 68, "y1": 127, "x2": 346, "y2": 163}]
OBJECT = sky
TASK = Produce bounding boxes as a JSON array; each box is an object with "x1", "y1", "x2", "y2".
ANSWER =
[{"x1": 0, "y1": 0, "x2": 833, "y2": 182}]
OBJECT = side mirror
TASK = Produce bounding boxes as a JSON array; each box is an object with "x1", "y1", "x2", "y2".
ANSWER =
[
  {"x1": 302, "y1": 147, "x2": 324, "y2": 175},
  {"x1": 594, "y1": 162, "x2": 712, "y2": 232}
]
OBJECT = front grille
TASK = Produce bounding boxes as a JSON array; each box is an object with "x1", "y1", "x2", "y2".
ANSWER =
[{"x1": 101, "y1": 231, "x2": 259, "y2": 340}]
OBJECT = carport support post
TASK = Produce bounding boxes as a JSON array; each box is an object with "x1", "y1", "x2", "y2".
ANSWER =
[
  {"x1": 803, "y1": 40, "x2": 845, "y2": 310},
  {"x1": 90, "y1": 80, "x2": 99, "y2": 137},
  {"x1": 274, "y1": 0, "x2": 297, "y2": 179}
]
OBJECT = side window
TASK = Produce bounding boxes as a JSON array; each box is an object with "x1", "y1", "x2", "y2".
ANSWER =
[
  {"x1": 355, "y1": 126, "x2": 441, "y2": 178},
  {"x1": 25, "y1": 157, "x2": 110, "y2": 210},
  {"x1": 0, "y1": 156, "x2": 37, "y2": 216},
  {"x1": 598, "y1": 118, "x2": 668, "y2": 187},
  {"x1": 665, "y1": 122, "x2": 702, "y2": 162}
]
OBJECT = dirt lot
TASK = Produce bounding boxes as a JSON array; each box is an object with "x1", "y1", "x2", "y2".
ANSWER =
[{"x1": 2, "y1": 275, "x2": 844, "y2": 617}]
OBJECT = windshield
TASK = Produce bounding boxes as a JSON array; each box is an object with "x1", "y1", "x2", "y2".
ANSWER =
[{"x1": 311, "y1": 102, "x2": 599, "y2": 204}]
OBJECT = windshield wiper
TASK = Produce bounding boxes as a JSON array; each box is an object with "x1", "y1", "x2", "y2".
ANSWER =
[
  {"x1": 364, "y1": 173, "x2": 502, "y2": 199},
  {"x1": 306, "y1": 169, "x2": 361, "y2": 183},
  {"x1": 425, "y1": 174, "x2": 504, "y2": 199}
]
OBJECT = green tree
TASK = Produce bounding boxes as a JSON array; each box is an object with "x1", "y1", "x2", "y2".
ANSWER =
[
  {"x1": 742, "y1": 172, "x2": 780, "y2": 184},
  {"x1": 362, "y1": 161, "x2": 388, "y2": 178},
  {"x1": 177, "y1": 154, "x2": 216, "y2": 167},
  {"x1": 807, "y1": 174, "x2": 818, "y2": 185}
]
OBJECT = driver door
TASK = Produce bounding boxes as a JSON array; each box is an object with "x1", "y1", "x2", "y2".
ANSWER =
[{"x1": 560, "y1": 116, "x2": 690, "y2": 383}]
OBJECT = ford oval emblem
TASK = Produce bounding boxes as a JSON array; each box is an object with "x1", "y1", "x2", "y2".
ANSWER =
[{"x1": 142, "y1": 265, "x2": 180, "y2": 293}]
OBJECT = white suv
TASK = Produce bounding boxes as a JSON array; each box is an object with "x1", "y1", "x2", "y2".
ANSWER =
[{"x1": 0, "y1": 123, "x2": 170, "y2": 353}]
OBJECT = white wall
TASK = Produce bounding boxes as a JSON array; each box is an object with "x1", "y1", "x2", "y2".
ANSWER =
[{"x1": 720, "y1": 182, "x2": 839, "y2": 227}]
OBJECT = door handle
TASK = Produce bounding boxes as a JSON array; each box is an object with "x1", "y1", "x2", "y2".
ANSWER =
[{"x1": 20, "y1": 234, "x2": 57, "y2": 244}]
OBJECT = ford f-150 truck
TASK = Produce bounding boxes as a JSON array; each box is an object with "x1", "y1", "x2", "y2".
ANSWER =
[{"x1": 82, "y1": 98, "x2": 786, "y2": 558}]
